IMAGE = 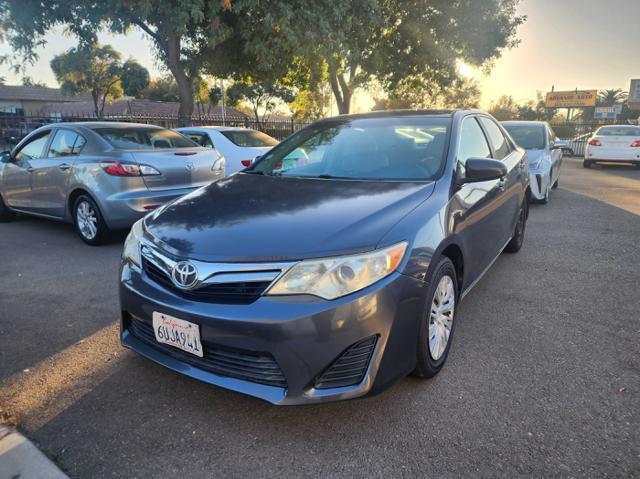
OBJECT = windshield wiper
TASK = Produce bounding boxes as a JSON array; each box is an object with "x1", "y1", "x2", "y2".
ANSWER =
[{"x1": 243, "y1": 170, "x2": 265, "y2": 175}]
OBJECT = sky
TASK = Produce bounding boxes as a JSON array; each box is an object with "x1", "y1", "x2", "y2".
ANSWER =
[{"x1": 0, "y1": 0, "x2": 638, "y2": 110}]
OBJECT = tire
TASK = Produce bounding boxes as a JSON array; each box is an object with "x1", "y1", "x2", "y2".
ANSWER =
[
  {"x1": 552, "y1": 177, "x2": 559, "y2": 189},
  {"x1": 583, "y1": 160, "x2": 592, "y2": 168},
  {"x1": 0, "y1": 194, "x2": 16, "y2": 222},
  {"x1": 413, "y1": 257, "x2": 458, "y2": 379},
  {"x1": 73, "y1": 195, "x2": 110, "y2": 245},
  {"x1": 504, "y1": 199, "x2": 528, "y2": 253}
]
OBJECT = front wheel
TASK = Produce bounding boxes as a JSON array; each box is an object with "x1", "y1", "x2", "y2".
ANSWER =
[
  {"x1": 583, "y1": 160, "x2": 592, "y2": 168},
  {"x1": 73, "y1": 195, "x2": 109, "y2": 245},
  {"x1": 504, "y1": 200, "x2": 527, "y2": 253},
  {"x1": 413, "y1": 257, "x2": 458, "y2": 378},
  {"x1": 0, "y1": 194, "x2": 16, "y2": 222}
]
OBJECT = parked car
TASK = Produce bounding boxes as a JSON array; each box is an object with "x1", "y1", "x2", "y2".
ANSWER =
[
  {"x1": 502, "y1": 121, "x2": 563, "y2": 204},
  {"x1": 0, "y1": 122, "x2": 225, "y2": 244},
  {"x1": 120, "y1": 110, "x2": 530, "y2": 405},
  {"x1": 583, "y1": 125, "x2": 640, "y2": 168},
  {"x1": 174, "y1": 126, "x2": 278, "y2": 174}
]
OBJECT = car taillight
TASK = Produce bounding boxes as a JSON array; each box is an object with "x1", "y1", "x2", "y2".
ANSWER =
[
  {"x1": 241, "y1": 159, "x2": 252, "y2": 167},
  {"x1": 588, "y1": 139, "x2": 601, "y2": 146},
  {"x1": 630, "y1": 140, "x2": 640, "y2": 147},
  {"x1": 101, "y1": 161, "x2": 160, "y2": 176}
]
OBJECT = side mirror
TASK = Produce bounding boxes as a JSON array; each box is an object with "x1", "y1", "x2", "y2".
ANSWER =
[
  {"x1": 459, "y1": 158, "x2": 507, "y2": 185},
  {"x1": 0, "y1": 151, "x2": 12, "y2": 163}
]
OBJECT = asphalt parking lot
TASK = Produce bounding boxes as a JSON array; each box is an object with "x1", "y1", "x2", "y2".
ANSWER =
[{"x1": 1, "y1": 157, "x2": 638, "y2": 478}]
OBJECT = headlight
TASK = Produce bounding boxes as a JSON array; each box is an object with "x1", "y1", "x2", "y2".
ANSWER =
[
  {"x1": 212, "y1": 156, "x2": 226, "y2": 176},
  {"x1": 122, "y1": 219, "x2": 144, "y2": 268},
  {"x1": 267, "y1": 242, "x2": 408, "y2": 300}
]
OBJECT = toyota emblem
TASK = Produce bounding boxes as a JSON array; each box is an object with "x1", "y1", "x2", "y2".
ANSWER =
[
  {"x1": 171, "y1": 261, "x2": 198, "y2": 289},
  {"x1": 185, "y1": 162, "x2": 195, "y2": 171}
]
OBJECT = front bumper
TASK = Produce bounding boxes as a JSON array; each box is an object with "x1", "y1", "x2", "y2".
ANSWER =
[
  {"x1": 119, "y1": 263, "x2": 427, "y2": 404},
  {"x1": 528, "y1": 167, "x2": 550, "y2": 200},
  {"x1": 101, "y1": 186, "x2": 197, "y2": 229}
]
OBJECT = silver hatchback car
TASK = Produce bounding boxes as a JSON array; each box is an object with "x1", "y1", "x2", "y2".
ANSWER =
[{"x1": 0, "y1": 122, "x2": 225, "y2": 244}]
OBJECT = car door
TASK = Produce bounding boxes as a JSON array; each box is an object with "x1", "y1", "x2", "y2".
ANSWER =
[
  {"x1": 547, "y1": 126, "x2": 562, "y2": 182},
  {"x1": 29, "y1": 128, "x2": 86, "y2": 217},
  {"x1": 478, "y1": 116, "x2": 523, "y2": 243},
  {"x1": 1, "y1": 130, "x2": 52, "y2": 210},
  {"x1": 453, "y1": 116, "x2": 509, "y2": 282}
]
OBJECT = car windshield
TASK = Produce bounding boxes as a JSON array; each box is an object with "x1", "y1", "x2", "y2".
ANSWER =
[
  {"x1": 597, "y1": 126, "x2": 640, "y2": 136},
  {"x1": 221, "y1": 130, "x2": 278, "y2": 147},
  {"x1": 503, "y1": 125, "x2": 546, "y2": 150},
  {"x1": 95, "y1": 127, "x2": 198, "y2": 149},
  {"x1": 248, "y1": 117, "x2": 451, "y2": 181}
]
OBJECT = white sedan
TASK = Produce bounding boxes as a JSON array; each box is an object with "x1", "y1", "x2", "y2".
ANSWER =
[
  {"x1": 584, "y1": 125, "x2": 640, "y2": 168},
  {"x1": 502, "y1": 121, "x2": 563, "y2": 204},
  {"x1": 174, "y1": 126, "x2": 278, "y2": 174}
]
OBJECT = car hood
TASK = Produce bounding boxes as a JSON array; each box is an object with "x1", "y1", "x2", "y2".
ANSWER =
[{"x1": 144, "y1": 173, "x2": 435, "y2": 262}]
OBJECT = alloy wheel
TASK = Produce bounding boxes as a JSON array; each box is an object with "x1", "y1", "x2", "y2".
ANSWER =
[
  {"x1": 76, "y1": 200, "x2": 98, "y2": 240},
  {"x1": 428, "y1": 275, "x2": 455, "y2": 360}
]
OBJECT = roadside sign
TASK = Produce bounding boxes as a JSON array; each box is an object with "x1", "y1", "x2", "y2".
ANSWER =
[
  {"x1": 629, "y1": 79, "x2": 640, "y2": 110},
  {"x1": 594, "y1": 106, "x2": 618, "y2": 119},
  {"x1": 545, "y1": 90, "x2": 598, "y2": 108}
]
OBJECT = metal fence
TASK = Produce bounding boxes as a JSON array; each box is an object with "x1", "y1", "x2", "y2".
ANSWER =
[{"x1": 0, "y1": 113, "x2": 313, "y2": 151}]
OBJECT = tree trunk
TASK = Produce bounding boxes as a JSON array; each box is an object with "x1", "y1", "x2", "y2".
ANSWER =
[
  {"x1": 165, "y1": 33, "x2": 193, "y2": 127},
  {"x1": 329, "y1": 71, "x2": 351, "y2": 114},
  {"x1": 91, "y1": 90, "x2": 101, "y2": 118}
]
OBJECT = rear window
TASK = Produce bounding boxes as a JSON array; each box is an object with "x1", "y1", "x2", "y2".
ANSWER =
[
  {"x1": 95, "y1": 127, "x2": 198, "y2": 149},
  {"x1": 502, "y1": 124, "x2": 546, "y2": 150},
  {"x1": 221, "y1": 130, "x2": 278, "y2": 147},
  {"x1": 597, "y1": 126, "x2": 640, "y2": 136}
]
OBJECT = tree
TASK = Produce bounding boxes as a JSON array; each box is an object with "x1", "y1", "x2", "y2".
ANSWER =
[
  {"x1": 120, "y1": 59, "x2": 149, "y2": 97},
  {"x1": 597, "y1": 89, "x2": 628, "y2": 106},
  {"x1": 374, "y1": 75, "x2": 480, "y2": 110},
  {"x1": 488, "y1": 95, "x2": 518, "y2": 121},
  {"x1": 319, "y1": 0, "x2": 525, "y2": 113},
  {"x1": 139, "y1": 76, "x2": 180, "y2": 102},
  {"x1": 289, "y1": 90, "x2": 325, "y2": 121},
  {"x1": 208, "y1": 86, "x2": 222, "y2": 108},
  {"x1": 21, "y1": 76, "x2": 47, "y2": 87},
  {"x1": 50, "y1": 44, "x2": 123, "y2": 118},
  {"x1": 515, "y1": 92, "x2": 555, "y2": 121},
  {"x1": 226, "y1": 81, "x2": 295, "y2": 126},
  {"x1": 0, "y1": 0, "x2": 346, "y2": 125}
]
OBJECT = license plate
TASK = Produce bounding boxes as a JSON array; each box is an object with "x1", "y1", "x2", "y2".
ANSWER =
[{"x1": 152, "y1": 312, "x2": 203, "y2": 357}]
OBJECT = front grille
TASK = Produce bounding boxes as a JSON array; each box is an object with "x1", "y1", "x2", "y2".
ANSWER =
[
  {"x1": 315, "y1": 336, "x2": 378, "y2": 389},
  {"x1": 127, "y1": 316, "x2": 287, "y2": 388},
  {"x1": 142, "y1": 258, "x2": 271, "y2": 304}
]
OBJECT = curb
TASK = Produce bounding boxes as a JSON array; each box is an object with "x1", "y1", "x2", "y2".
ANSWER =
[{"x1": 0, "y1": 425, "x2": 69, "y2": 479}]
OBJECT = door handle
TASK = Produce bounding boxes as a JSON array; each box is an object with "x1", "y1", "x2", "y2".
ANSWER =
[
  {"x1": 499, "y1": 177, "x2": 506, "y2": 192},
  {"x1": 58, "y1": 163, "x2": 72, "y2": 171},
  {"x1": 26, "y1": 167, "x2": 35, "y2": 173}
]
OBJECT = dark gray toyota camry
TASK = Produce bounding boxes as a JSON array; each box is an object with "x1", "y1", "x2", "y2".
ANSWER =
[{"x1": 119, "y1": 110, "x2": 530, "y2": 404}]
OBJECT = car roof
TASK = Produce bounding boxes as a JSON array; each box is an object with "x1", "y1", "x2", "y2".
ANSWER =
[
  {"x1": 69, "y1": 122, "x2": 166, "y2": 130},
  {"x1": 175, "y1": 126, "x2": 252, "y2": 132},
  {"x1": 501, "y1": 121, "x2": 548, "y2": 127}
]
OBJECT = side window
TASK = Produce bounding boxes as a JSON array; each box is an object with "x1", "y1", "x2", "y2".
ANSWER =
[
  {"x1": 458, "y1": 117, "x2": 491, "y2": 163},
  {"x1": 478, "y1": 117, "x2": 510, "y2": 160},
  {"x1": 14, "y1": 131, "x2": 52, "y2": 161},
  {"x1": 182, "y1": 131, "x2": 213, "y2": 148},
  {"x1": 48, "y1": 130, "x2": 86, "y2": 158}
]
